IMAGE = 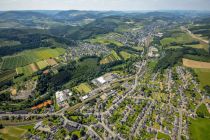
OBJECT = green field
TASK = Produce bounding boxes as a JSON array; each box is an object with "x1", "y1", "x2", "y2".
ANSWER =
[
  {"x1": 0, "y1": 40, "x2": 21, "y2": 47},
  {"x1": 0, "y1": 70, "x2": 16, "y2": 85},
  {"x1": 1, "y1": 47, "x2": 65, "y2": 70},
  {"x1": 194, "y1": 68, "x2": 210, "y2": 87},
  {"x1": 157, "y1": 132, "x2": 171, "y2": 140},
  {"x1": 73, "y1": 83, "x2": 92, "y2": 94},
  {"x1": 100, "y1": 50, "x2": 121, "y2": 64},
  {"x1": 36, "y1": 60, "x2": 49, "y2": 70},
  {"x1": 88, "y1": 33, "x2": 124, "y2": 47},
  {"x1": 196, "y1": 103, "x2": 210, "y2": 118},
  {"x1": 189, "y1": 118, "x2": 210, "y2": 140},
  {"x1": 161, "y1": 31, "x2": 196, "y2": 46},
  {"x1": 119, "y1": 51, "x2": 132, "y2": 60},
  {"x1": 0, "y1": 126, "x2": 27, "y2": 140}
]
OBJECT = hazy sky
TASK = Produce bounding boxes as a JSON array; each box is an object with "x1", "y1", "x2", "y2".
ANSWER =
[{"x1": 0, "y1": 0, "x2": 210, "y2": 11}]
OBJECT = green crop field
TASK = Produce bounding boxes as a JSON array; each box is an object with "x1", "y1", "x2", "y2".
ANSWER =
[
  {"x1": 36, "y1": 60, "x2": 49, "y2": 70},
  {"x1": 0, "y1": 126, "x2": 27, "y2": 140},
  {"x1": 194, "y1": 68, "x2": 210, "y2": 87},
  {"x1": 1, "y1": 47, "x2": 65, "y2": 70},
  {"x1": 100, "y1": 50, "x2": 121, "y2": 64},
  {"x1": 0, "y1": 40, "x2": 21, "y2": 47},
  {"x1": 189, "y1": 118, "x2": 210, "y2": 140},
  {"x1": 157, "y1": 132, "x2": 171, "y2": 140},
  {"x1": 0, "y1": 70, "x2": 16, "y2": 85},
  {"x1": 196, "y1": 103, "x2": 210, "y2": 118},
  {"x1": 161, "y1": 32, "x2": 196, "y2": 46},
  {"x1": 119, "y1": 51, "x2": 132, "y2": 60},
  {"x1": 73, "y1": 82, "x2": 92, "y2": 94}
]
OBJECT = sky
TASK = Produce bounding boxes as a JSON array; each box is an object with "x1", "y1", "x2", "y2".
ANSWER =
[{"x1": 0, "y1": 0, "x2": 210, "y2": 11}]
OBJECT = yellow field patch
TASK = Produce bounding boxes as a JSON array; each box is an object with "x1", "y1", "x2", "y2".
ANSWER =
[
  {"x1": 73, "y1": 83, "x2": 92, "y2": 94},
  {"x1": 46, "y1": 58, "x2": 57, "y2": 66},
  {"x1": 183, "y1": 58, "x2": 210, "y2": 69}
]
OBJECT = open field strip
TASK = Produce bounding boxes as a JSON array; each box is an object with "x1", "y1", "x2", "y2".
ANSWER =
[
  {"x1": 1, "y1": 47, "x2": 65, "y2": 70},
  {"x1": 183, "y1": 58, "x2": 210, "y2": 69}
]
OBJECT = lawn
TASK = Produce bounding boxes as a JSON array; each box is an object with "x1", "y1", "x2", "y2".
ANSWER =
[
  {"x1": 157, "y1": 132, "x2": 171, "y2": 140},
  {"x1": 189, "y1": 118, "x2": 210, "y2": 140},
  {"x1": 0, "y1": 126, "x2": 27, "y2": 140},
  {"x1": 1, "y1": 47, "x2": 65, "y2": 70},
  {"x1": 194, "y1": 68, "x2": 210, "y2": 87},
  {"x1": 73, "y1": 83, "x2": 92, "y2": 94}
]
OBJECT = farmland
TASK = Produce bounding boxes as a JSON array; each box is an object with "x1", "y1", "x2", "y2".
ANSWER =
[
  {"x1": 0, "y1": 126, "x2": 27, "y2": 140},
  {"x1": 0, "y1": 70, "x2": 16, "y2": 86},
  {"x1": 88, "y1": 33, "x2": 124, "y2": 47},
  {"x1": 16, "y1": 58, "x2": 57, "y2": 76},
  {"x1": 100, "y1": 50, "x2": 121, "y2": 64},
  {"x1": 73, "y1": 83, "x2": 92, "y2": 94},
  {"x1": 194, "y1": 68, "x2": 210, "y2": 87},
  {"x1": 189, "y1": 118, "x2": 210, "y2": 140},
  {"x1": 182, "y1": 58, "x2": 210, "y2": 69},
  {"x1": 161, "y1": 31, "x2": 197, "y2": 46},
  {"x1": 1, "y1": 47, "x2": 65, "y2": 70},
  {"x1": 119, "y1": 51, "x2": 132, "y2": 60}
]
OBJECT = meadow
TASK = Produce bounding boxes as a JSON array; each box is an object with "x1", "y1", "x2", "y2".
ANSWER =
[
  {"x1": 73, "y1": 82, "x2": 92, "y2": 94},
  {"x1": 100, "y1": 50, "x2": 121, "y2": 64},
  {"x1": 157, "y1": 132, "x2": 171, "y2": 140},
  {"x1": 119, "y1": 51, "x2": 132, "y2": 60},
  {"x1": 194, "y1": 68, "x2": 210, "y2": 87},
  {"x1": 0, "y1": 126, "x2": 27, "y2": 140},
  {"x1": 189, "y1": 118, "x2": 210, "y2": 140},
  {"x1": 161, "y1": 31, "x2": 196, "y2": 46},
  {"x1": 1, "y1": 47, "x2": 65, "y2": 70}
]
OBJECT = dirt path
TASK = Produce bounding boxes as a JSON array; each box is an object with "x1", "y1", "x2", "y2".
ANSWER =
[{"x1": 181, "y1": 26, "x2": 209, "y2": 44}]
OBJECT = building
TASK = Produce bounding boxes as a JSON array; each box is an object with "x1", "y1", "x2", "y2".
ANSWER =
[
  {"x1": 55, "y1": 89, "x2": 72, "y2": 107},
  {"x1": 92, "y1": 73, "x2": 118, "y2": 86}
]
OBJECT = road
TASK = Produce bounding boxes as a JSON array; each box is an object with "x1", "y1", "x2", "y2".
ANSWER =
[{"x1": 181, "y1": 26, "x2": 209, "y2": 44}]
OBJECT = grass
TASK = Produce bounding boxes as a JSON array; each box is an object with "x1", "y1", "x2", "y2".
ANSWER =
[
  {"x1": 196, "y1": 103, "x2": 210, "y2": 118},
  {"x1": 36, "y1": 60, "x2": 48, "y2": 70},
  {"x1": 189, "y1": 118, "x2": 210, "y2": 140},
  {"x1": 89, "y1": 33, "x2": 124, "y2": 47},
  {"x1": 1, "y1": 47, "x2": 65, "y2": 70},
  {"x1": 0, "y1": 70, "x2": 16, "y2": 84},
  {"x1": 0, "y1": 126, "x2": 27, "y2": 140},
  {"x1": 100, "y1": 50, "x2": 121, "y2": 64},
  {"x1": 194, "y1": 68, "x2": 210, "y2": 87},
  {"x1": 119, "y1": 51, "x2": 132, "y2": 60},
  {"x1": 0, "y1": 40, "x2": 21, "y2": 47},
  {"x1": 157, "y1": 132, "x2": 171, "y2": 140},
  {"x1": 73, "y1": 83, "x2": 92, "y2": 94},
  {"x1": 161, "y1": 32, "x2": 196, "y2": 46}
]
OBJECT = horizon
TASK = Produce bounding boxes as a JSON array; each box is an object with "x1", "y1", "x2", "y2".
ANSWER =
[{"x1": 1, "y1": 0, "x2": 210, "y2": 11}]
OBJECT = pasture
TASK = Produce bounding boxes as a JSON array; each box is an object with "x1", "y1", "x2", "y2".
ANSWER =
[
  {"x1": 119, "y1": 51, "x2": 132, "y2": 60},
  {"x1": 194, "y1": 68, "x2": 210, "y2": 87},
  {"x1": 182, "y1": 58, "x2": 210, "y2": 69},
  {"x1": 0, "y1": 70, "x2": 16, "y2": 85},
  {"x1": 161, "y1": 31, "x2": 196, "y2": 46},
  {"x1": 189, "y1": 118, "x2": 210, "y2": 140},
  {"x1": 100, "y1": 50, "x2": 121, "y2": 64},
  {"x1": 73, "y1": 83, "x2": 92, "y2": 94},
  {"x1": 157, "y1": 132, "x2": 171, "y2": 140},
  {"x1": 0, "y1": 126, "x2": 27, "y2": 140},
  {"x1": 1, "y1": 47, "x2": 65, "y2": 70}
]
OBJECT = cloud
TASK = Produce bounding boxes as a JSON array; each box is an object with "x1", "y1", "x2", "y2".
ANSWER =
[{"x1": 0, "y1": 0, "x2": 209, "y2": 11}]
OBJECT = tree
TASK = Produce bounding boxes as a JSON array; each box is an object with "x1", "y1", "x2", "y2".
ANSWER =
[
  {"x1": 0, "y1": 124, "x2": 4, "y2": 129},
  {"x1": 71, "y1": 134, "x2": 78, "y2": 140}
]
